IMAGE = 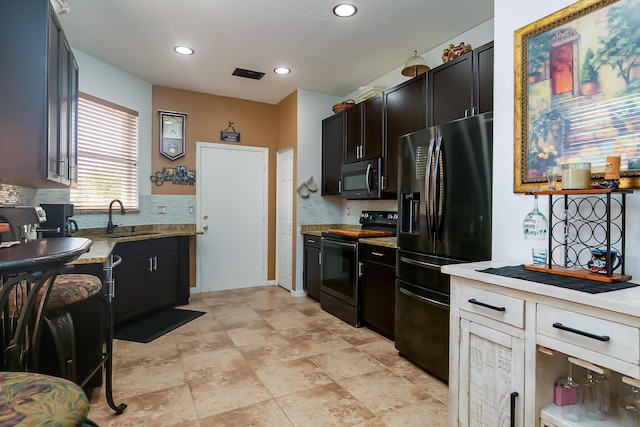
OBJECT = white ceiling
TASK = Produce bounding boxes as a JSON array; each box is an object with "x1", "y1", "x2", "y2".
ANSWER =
[{"x1": 59, "y1": 0, "x2": 493, "y2": 105}]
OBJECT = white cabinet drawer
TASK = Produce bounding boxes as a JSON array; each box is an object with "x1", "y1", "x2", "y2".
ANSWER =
[
  {"x1": 537, "y1": 304, "x2": 640, "y2": 365},
  {"x1": 459, "y1": 284, "x2": 525, "y2": 328}
]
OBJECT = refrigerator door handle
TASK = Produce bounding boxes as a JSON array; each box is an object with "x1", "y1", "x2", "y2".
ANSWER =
[
  {"x1": 400, "y1": 255, "x2": 441, "y2": 270},
  {"x1": 433, "y1": 136, "x2": 444, "y2": 239},
  {"x1": 425, "y1": 138, "x2": 436, "y2": 237},
  {"x1": 400, "y1": 287, "x2": 449, "y2": 308}
]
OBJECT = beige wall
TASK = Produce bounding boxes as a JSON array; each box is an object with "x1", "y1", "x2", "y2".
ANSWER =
[{"x1": 151, "y1": 86, "x2": 298, "y2": 284}]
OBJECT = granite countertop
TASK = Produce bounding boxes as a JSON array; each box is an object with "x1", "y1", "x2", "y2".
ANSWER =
[
  {"x1": 300, "y1": 224, "x2": 398, "y2": 249},
  {"x1": 72, "y1": 224, "x2": 200, "y2": 264}
]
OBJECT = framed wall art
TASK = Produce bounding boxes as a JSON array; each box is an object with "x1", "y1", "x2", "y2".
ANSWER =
[
  {"x1": 513, "y1": 0, "x2": 640, "y2": 192},
  {"x1": 159, "y1": 111, "x2": 187, "y2": 160}
]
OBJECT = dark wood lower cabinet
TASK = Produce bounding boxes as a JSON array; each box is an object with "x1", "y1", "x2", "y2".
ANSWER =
[
  {"x1": 74, "y1": 236, "x2": 190, "y2": 327},
  {"x1": 303, "y1": 234, "x2": 321, "y2": 301},
  {"x1": 112, "y1": 237, "x2": 178, "y2": 326},
  {"x1": 360, "y1": 244, "x2": 396, "y2": 340}
]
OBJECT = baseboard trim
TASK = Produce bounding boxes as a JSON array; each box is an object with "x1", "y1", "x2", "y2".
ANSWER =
[{"x1": 290, "y1": 289, "x2": 307, "y2": 298}]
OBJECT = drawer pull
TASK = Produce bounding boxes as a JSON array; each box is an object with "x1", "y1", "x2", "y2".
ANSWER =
[
  {"x1": 510, "y1": 391, "x2": 518, "y2": 427},
  {"x1": 307, "y1": 239, "x2": 316, "y2": 243},
  {"x1": 371, "y1": 251, "x2": 386, "y2": 257},
  {"x1": 552, "y1": 322, "x2": 610, "y2": 342},
  {"x1": 468, "y1": 298, "x2": 506, "y2": 312}
]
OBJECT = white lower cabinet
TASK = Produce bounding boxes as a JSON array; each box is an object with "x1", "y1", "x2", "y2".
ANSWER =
[
  {"x1": 458, "y1": 318, "x2": 525, "y2": 426},
  {"x1": 447, "y1": 267, "x2": 640, "y2": 427}
]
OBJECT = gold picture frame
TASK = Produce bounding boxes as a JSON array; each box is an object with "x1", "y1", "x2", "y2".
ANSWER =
[{"x1": 513, "y1": 0, "x2": 640, "y2": 192}]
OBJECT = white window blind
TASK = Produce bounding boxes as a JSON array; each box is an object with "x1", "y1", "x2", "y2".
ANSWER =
[{"x1": 71, "y1": 93, "x2": 138, "y2": 210}]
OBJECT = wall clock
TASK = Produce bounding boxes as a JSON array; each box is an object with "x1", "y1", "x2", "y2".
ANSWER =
[{"x1": 159, "y1": 111, "x2": 186, "y2": 160}]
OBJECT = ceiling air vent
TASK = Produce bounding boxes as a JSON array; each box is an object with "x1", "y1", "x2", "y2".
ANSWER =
[{"x1": 232, "y1": 68, "x2": 265, "y2": 80}]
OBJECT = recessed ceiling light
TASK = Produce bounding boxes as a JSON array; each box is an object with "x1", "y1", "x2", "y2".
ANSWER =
[
  {"x1": 274, "y1": 67, "x2": 291, "y2": 75},
  {"x1": 333, "y1": 3, "x2": 357, "y2": 17},
  {"x1": 174, "y1": 46, "x2": 194, "y2": 55}
]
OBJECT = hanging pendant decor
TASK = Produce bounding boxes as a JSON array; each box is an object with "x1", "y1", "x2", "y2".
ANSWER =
[
  {"x1": 220, "y1": 122, "x2": 240, "y2": 143},
  {"x1": 159, "y1": 111, "x2": 187, "y2": 160}
]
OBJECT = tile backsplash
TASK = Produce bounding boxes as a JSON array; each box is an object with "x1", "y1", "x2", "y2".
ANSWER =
[
  {"x1": 0, "y1": 184, "x2": 37, "y2": 206},
  {"x1": 0, "y1": 185, "x2": 196, "y2": 231}
]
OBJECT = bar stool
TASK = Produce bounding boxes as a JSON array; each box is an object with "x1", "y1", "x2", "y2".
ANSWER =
[
  {"x1": 2, "y1": 268, "x2": 126, "y2": 415},
  {"x1": 0, "y1": 371, "x2": 97, "y2": 426},
  {"x1": 39, "y1": 273, "x2": 127, "y2": 414},
  {"x1": 2, "y1": 265, "x2": 96, "y2": 425}
]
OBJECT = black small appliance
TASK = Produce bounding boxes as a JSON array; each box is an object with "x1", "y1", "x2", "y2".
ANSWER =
[{"x1": 40, "y1": 203, "x2": 78, "y2": 237}]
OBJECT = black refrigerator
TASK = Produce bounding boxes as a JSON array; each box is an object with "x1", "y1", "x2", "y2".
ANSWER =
[{"x1": 395, "y1": 112, "x2": 493, "y2": 382}]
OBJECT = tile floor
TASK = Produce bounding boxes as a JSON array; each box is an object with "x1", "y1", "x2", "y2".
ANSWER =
[{"x1": 87, "y1": 285, "x2": 449, "y2": 426}]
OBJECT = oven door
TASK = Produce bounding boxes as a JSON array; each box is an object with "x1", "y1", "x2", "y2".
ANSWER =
[{"x1": 320, "y1": 237, "x2": 358, "y2": 305}]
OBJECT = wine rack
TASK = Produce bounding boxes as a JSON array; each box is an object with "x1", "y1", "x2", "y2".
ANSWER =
[{"x1": 525, "y1": 189, "x2": 632, "y2": 283}]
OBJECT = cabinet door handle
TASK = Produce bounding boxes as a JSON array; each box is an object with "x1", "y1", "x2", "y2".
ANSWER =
[
  {"x1": 148, "y1": 257, "x2": 153, "y2": 272},
  {"x1": 318, "y1": 252, "x2": 322, "y2": 265},
  {"x1": 338, "y1": 180, "x2": 342, "y2": 194},
  {"x1": 468, "y1": 298, "x2": 506, "y2": 312},
  {"x1": 358, "y1": 261, "x2": 363, "y2": 277},
  {"x1": 552, "y1": 322, "x2": 610, "y2": 342},
  {"x1": 153, "y1": 256, "x2": 158, "y2": 271},
  {"x1": 510, "y1": 391, "x2": 518, "y2": 427}
]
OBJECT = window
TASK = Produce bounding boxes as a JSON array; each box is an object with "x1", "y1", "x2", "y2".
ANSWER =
[{"x1": 71, "y1": 93, "x2": 138, "y2": 210}]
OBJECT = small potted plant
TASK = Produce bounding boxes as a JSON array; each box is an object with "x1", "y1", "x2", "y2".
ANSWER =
[{"x1": 581, "y1": 48, "x2": 600, "y2": 96}]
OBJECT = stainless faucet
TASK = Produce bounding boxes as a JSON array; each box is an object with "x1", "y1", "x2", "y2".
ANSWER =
[{"x1": 107, "y1": 199, "x2": 126, "y2": 234}]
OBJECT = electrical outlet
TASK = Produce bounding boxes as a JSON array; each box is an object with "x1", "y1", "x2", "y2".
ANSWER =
[
  {"x1": 158, "y1": 205, "x2": 167, "y2": 214},
  {"x1": 346, "y1": 207, "x2": 350, "y2": 216},
  {"x1": 188, "y1": 206, "x2": 194, "y2": 214}
]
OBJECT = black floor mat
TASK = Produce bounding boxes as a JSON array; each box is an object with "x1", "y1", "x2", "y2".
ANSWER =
[{"x1": 114, "y1": 308, "x2": 206, "y2": 343}]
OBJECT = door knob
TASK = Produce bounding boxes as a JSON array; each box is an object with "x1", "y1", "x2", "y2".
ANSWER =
[{"x1": 202, "y1": 225, "x2": 209, "y2": 231}]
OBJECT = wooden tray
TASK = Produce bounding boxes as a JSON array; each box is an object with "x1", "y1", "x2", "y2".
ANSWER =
[
  {"x1": 524, "y1": 264, "x2": 632, "y2": 283},
  {"x1": 327, "y1": 229, "x2": 394, "y2": 238}
]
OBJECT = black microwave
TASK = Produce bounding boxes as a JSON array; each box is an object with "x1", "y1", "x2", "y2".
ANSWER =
[{"x1": 340, "y1": 158, "x2": 383, "y2": 199}]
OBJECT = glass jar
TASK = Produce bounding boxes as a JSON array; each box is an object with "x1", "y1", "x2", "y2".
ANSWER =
[{"x1": 562, "y1": 162, "x2": 592, "y2": 189}]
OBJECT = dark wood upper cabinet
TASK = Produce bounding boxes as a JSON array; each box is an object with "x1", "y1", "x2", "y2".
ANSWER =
[
  {"x1": 0, "y1": 0, "x2": 78, "y2": 188},
  {"x1": 320, "y1": 41, "x2": 492, "y2": 199},
  {"x1": 344, "y1": 93, "x2": 383, "y2": 164},
  {"x1": 321, "y1": 112, "x2": 344, "y2": 195},
  {"x1": 344, "y1": 105, "x2": 362, "y2": 164},
  {"x1": 361, "y1": 94, "x2": 384, "y2": 160},
  {"x1": 473, "y1": 41, "x2": 495, "y2": 116},
  {"x1": 429, "y1": 53, "x2": 474, "y2": 126},
  {"x1": 384, "y1": 73, "x2": 427, "y2": 196},
  {"x1": 429, "y1": 41, "x2": 494, "y2": 126}
]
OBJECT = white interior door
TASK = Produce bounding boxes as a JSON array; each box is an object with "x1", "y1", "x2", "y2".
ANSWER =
[
  {"x1": 196, "y1": 142, "x2": 268, "y2": 292},
  {"x1": 276, "y1": 148, "x2": 294, "y2": 291}
]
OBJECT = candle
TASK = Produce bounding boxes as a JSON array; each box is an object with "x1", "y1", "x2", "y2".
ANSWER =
[{"x1": 562, "y1": 162, "x2": 592, "y2": 189}]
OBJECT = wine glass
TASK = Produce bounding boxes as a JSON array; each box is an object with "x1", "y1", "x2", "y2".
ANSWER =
[
  {"x1": 523, "y1": 195, "x2": 549, "y2": 240},
  {"x1": 618, "y1": 385, "x2": 640, "y2": 427},
  {"x1": 583, "y1": 371, "x2": 611, "y2": 420},
  {"x1": 557, "y1": 363, "x2": 583, "y2": 422}
]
